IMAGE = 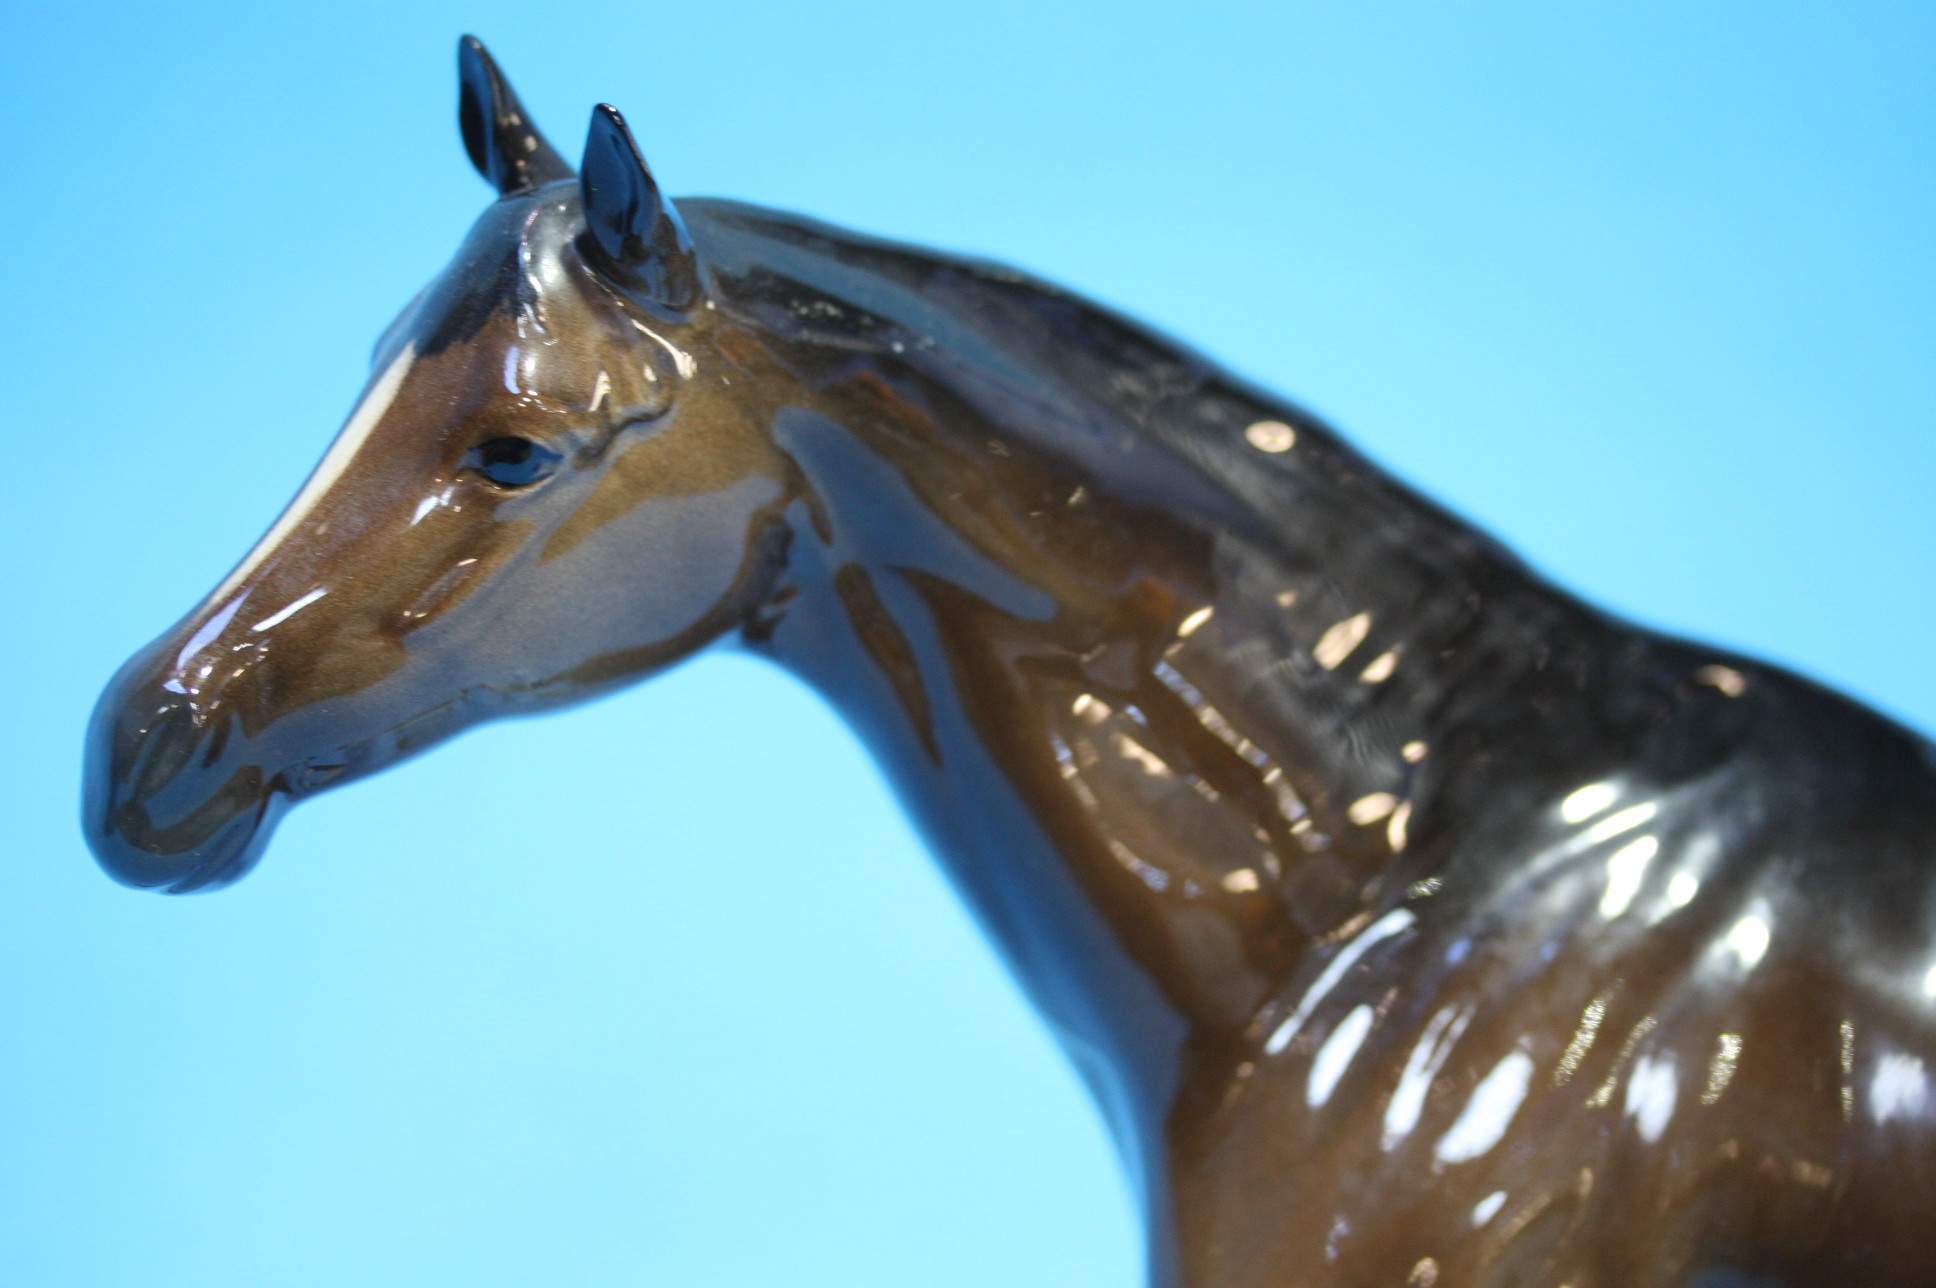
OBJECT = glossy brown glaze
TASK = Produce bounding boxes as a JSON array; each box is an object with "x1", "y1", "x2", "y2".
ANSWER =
[{"x1": 83, "y1": 38, "x2": 1936, "y2": 1287}]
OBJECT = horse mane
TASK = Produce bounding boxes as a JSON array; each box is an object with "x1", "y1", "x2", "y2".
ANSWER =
[
  {"x1": 685, "y1": 196, "x2": 1493, "y2": 562},
  {"x1": 684, "y1": 197, "x2": 1618, "y2": 781},
  {"x1": 682, "y1": 197, "x2": 1936, "y2": 968}
]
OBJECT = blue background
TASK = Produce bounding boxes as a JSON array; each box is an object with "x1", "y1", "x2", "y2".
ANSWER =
[{"x1": 3, "y1": 3, "x2": 1931, "y2": 1284}]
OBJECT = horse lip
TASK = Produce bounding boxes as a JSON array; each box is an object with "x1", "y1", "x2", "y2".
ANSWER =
[{"x1": 82, "y1": 781, "x2": 283, "y2": 894}]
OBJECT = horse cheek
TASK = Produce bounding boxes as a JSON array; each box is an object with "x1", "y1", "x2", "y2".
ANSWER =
[{"x1": 527, "y1": 473, "x2": 786, "y2": 682}]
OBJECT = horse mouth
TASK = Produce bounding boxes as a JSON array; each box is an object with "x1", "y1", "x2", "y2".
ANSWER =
[
  {"x1": 82, "y1": 647, "x2": 494, "y2": 894},
  {"x1": 80, "y1": 696, "x2": 384, "y2": 894},
  {"x1": 86, "y1": 772, "x2": 288, "y2": 894}
]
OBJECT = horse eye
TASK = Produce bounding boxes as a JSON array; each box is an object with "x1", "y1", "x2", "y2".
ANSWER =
[{"x1": 466, "y1": 437, "x2": 562, "y2": 488}]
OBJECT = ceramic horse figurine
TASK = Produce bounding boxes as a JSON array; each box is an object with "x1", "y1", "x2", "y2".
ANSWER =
[{"x1": 84, "y1": 37, "x2": 1936, "y2": 1287}]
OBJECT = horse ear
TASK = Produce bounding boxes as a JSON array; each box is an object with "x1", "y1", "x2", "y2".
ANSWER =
[
  {"x1": 458, "y1": 35, "x2": 573, "y2": 196},
  {"x1": 577, "y1": 104, "x2": 700, "y2": 314}
]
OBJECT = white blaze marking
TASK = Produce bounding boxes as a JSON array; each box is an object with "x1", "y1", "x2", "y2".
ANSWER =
[{"x1": 212, "y1": 345, "x2": 417, "y2": 602}]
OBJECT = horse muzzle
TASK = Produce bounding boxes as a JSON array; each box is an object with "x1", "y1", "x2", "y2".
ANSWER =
[
  {"x1": 83, "y1": 601, "x2": 497, "y2": 893},
  {"x1": 82, "y1": 645, "x2": 294, "y2": 894}
]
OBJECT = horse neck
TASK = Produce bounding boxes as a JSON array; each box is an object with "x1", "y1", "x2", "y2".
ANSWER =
[{"x1": 745, "y1": 332, "x2": 1604, "y2": 1051}]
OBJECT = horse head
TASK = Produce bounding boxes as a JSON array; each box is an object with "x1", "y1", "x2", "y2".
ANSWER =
[{"x1": 84, "y1": 38, "x2": 790, "y2": 892}]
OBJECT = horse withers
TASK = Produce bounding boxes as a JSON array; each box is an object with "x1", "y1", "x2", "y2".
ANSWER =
[{"x1": 84, "y1": 37, "x2": 1936, "y2": 1288}]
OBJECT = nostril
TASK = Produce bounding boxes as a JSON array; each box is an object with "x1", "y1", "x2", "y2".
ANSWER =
[
  {"x1": 124, "y1": 702, "x2": 199, "y2": 804},
  {"x1": 85, "y1": 688, "x2": 275, "y2": 893},
  {"x1": 199, "y1": 710, "x2": 236, "y2": 769}
]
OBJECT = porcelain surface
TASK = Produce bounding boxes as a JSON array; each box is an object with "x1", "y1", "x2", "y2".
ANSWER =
[{"x1": 82, "y1": 37, "x2": 1936, "y2": 1288}]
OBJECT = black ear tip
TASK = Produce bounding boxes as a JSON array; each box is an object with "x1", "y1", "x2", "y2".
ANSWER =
[
  {"x1": 590, "y1": 102, "x2": 630, "y2": 139},
  {"x1": 586, "y1": 103, "x2": 647, "y2": 170},
  {"x1": 577, "y1": 100, "x2": 698, "y2": 312},
  {"x1": 455, "y1": 36, "x2": 574, "y2": 195},
  {"x1": 457, "y1": 34, "x2": 495, "y2": 82},
  {"x1": 456, "y1": 37, "x2": 496, "y2": 179}
]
